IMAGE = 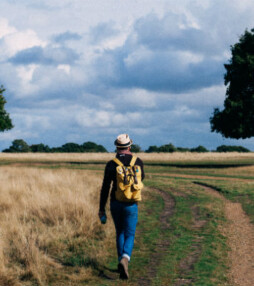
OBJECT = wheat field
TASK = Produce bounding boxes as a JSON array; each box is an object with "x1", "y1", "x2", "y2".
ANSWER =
[
  {"x1": 0, "y1": 166, "x2": 113, "y2": 285},
  {"x1": 0, "y1": 152, "x2": 254, "y2": 163}
]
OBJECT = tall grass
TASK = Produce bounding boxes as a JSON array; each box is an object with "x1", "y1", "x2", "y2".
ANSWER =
[
  {"x1": 0, "y1": 152, "x2": 254, "y2": 163},
  {"x1": 0, "y1": 167, "x2": 113, "y2": 285}
]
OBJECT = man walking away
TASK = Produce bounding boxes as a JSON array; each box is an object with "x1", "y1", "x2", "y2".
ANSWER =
[{"x1": 99, "y1": 134, "x2": 145, "y2": 279}]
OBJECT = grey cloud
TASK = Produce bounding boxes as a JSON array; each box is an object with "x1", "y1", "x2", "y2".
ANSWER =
[
  {"x1": 133, "y1": 12, "x2": 227, "y2": 55},
  {"x1": 9, "y1": 46, "x2": 44, "y2": 65},
  {"x1": 89, "y1": 21, "x2": 120, "y2": 44},
  {"x1": 9, "y1": 45, "x2": 79, "y2": 65},
  {"x1": 91, "y1": 47, "x2": 224, "y2": 93},
  {"x1": 53, "y1": 31, "x2": 82, "y2": 43},
  {"x1": 88, "y1": 1, "x2": 254, "y2": 94},
  {"x1": 87, "y1": 9, "x2": 229, "y2": 93},
  {"x1": 120, "y1": 55, "x2": 224, "y2": 93}
]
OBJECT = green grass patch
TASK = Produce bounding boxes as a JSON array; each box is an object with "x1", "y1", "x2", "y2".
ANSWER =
[
  {"x1": 195, "y1": 180, "x2": 254, "y2": 224},
  {"x1": 146, "y1": 178, "x2": 229, "y2": 285}
]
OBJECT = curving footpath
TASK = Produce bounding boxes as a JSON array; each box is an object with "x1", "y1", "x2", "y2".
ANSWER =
[{"x1": 199, "y1": 184, "x2": 254, "y2": 286}]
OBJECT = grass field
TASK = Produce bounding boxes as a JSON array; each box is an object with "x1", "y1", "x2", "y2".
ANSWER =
[{"x1": 0, "y1": 153, "x2": 253, "y2": 285}]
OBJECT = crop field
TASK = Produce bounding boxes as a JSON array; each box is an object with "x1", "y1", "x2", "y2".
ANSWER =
[{"x1": 0, "y1": 153, "x2": 254, "y2": 286}]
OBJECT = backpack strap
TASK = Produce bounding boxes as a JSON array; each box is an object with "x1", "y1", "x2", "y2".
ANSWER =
[
  {"x1": 113, "y1": 156, "x2": 137, "y2": 167},
  {"x1": 130, "y1": 156, "x2": 137, "y2": 167},
  {"x1": 113, "y1": 158, "x2": 124, "y2": 166}
]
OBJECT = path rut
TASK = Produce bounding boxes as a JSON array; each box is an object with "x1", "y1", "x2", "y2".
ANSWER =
[
  {"x1": 173, "y1": 205, "x2": 207, "y2": 286},
  {"x1": 137, "y1": 188, "x2": 175, "y2": 286},
  {"x1": 150, "y1": 172, "x2": 253, "y2": 182},
  {"x1": 197, "y1": 184, "x2": 254, "y2": 286}
]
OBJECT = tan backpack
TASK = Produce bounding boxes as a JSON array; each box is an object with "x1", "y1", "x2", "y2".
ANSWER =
[{"x1": 113, "y1": 156, "x2": 143, "y2": 202}]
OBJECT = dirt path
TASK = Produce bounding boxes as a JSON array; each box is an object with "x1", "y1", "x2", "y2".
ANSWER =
[
  {"x1": 198, "y1": 184, "x2": 254, "y2": 286},
  {"x1": 148, "y1": 172, "x2": 253, "y2": 182},
  {"x1": 137, "y1": 188, "x2": 175, "y2": 286}
]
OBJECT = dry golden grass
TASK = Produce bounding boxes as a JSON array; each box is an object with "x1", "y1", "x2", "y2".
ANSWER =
[
  {"x1": 0, "y1": 151, "x2": 254, "y2": 163},
  {"x1": 0, "y1": 167, "x2": 114, "y2": 285},
  {"x1": 140, "y1": 151, "x2": 254, "y2": 162}
]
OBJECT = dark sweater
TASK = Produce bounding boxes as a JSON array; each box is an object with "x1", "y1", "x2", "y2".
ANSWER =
[{"x1": 99, "y1": 153, "x2": 145, "y2": 212}]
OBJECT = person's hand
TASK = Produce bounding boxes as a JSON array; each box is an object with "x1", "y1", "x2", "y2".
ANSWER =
[
  {"x1": 98, "y1": 211, "x2": 107, "y2": 224},
  {"x1": 98, "y1": 210, "x2": 105, "y2": 219}
]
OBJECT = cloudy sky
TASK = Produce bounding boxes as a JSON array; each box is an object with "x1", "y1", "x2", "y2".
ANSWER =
[{"x1": 1, "y1": 0, "x2": 254, "y2": 151}]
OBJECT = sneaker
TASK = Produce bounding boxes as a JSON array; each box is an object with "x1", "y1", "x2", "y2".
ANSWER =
[{"x1": 119, "y1": 257, "x2": 129, "y2": 279}]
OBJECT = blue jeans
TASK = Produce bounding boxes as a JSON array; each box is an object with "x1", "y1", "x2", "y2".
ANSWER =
[{"x1": 110, "y1": 200, "x2": 138, "y2": 262}]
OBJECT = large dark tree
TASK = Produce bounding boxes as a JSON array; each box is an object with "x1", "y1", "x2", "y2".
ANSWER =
[
  {"x1": 0, "y1": 86, "x2": 13, "y2": 132},
  {"x1": 4, "y1": 139, "x2": 31, "y2": 153},
  {"x1": 210, "y1": 29, "x2": 254, "y2": 139}
]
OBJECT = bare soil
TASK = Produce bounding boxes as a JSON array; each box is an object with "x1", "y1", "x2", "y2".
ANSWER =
[{"x1": 199, "y1": 185, "x2": 254, "y2": 286}]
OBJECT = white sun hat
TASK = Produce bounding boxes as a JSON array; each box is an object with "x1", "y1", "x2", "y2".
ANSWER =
[{"x1": 114, "y1": 134, "x2": 133, "y2": 148}]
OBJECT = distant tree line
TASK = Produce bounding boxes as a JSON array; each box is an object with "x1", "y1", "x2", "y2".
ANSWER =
[
  {"x1": 145, "y1": 143, "x2": 209, "y2": 153},
  {"x1": 145, "y1": 143, "x2": 250, "y2": 153},
  {"x1": 1, "y1": 139, "x2": 251, "y2": 153},
  {"x1": 3, "y1": 139, "x2": 107, "y2": 153}
]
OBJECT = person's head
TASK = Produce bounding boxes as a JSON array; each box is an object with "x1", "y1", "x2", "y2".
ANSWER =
[{"x1": 114, "y1": 134, "x2": 133, "y2": 151}]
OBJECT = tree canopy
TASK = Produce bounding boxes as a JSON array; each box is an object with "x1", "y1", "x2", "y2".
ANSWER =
[
  {"x1": 131, "y1": 144, "x2": 142, "y2": 152},
  {"x1": 190, "y1": 145, "x2": 209, "y2": 153},
  {"x1": 4, "y1": 139, "x2": 31, "y2": 153},
  {"x1": 0, "y1": 86, "x2": 13, "y2": 132},
  {"x1": 210, "y1": 29, "x2": 254, "y2": 139},
  {"x1": 216, "y1": 145, "x2": 250, "y2": 152}
]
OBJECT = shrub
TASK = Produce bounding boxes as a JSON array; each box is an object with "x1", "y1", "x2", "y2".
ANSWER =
[
  {"x1": 61, "y1": 143, "x2": 82, "y2": 153},
  {"x1": 177, "y1": 147, "x2": 191, "y2": 152},
  {"x1": 159, "y1": 143, "x2": 177, "y2": 153},
  {"x1": 190, "y1": 145, "x2": 209, "y2": 153},
  {"x1": 131, "y1": 144, "x2": 142, "y2": 152},
  {"x1": 216, "y1": 145, "x2": 250, "y2": 152},
  {"x1": 145, "y1": 145, "x2": 159, "y2": 153},
  {"x1": 82, "y1": 141, "x2": 107, "y2": 152},
  {"x1": 30, "y1": 143, "x2": 51, "y2": 153},
  {"x1": 145, "y1": 143, "x2": 177, "y2": 153}
]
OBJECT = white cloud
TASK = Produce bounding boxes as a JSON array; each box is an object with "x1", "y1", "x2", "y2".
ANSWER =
[
  {"x1": 57, "y1": 64, "x2": 70, "y2": 74},
  {"x1": 117, "y1": 88, "x2": 157, "y2": 108},
  {"x1": 124, "y1": 46, "x2": 153, "y2": 67},
  {"x1": 16, "y1": 64, "x2": 38, "y2": 82},
  {"x1": 16, "y1": 64, "x2": 39, "y2": 96},
  {"x1": 98, "y1": 101, "x2": 115, "y2": 110},
  {"x1": 76, "y1": 108, "x2": 141, "y2": 128},
  {"x1": 172, "y1": 105, "x2": 200, "y2": 118},
  {"x1": 100, "y1": 33, "x2": 128, "y2": 50},
  {"x1": 11, "y1": 111, "x2": 51, "y2": 130},
  {"x1": 0, "y1": 17, "x2": 16, "y2": 38},
  {"x1": 3, "y1": 30, "x2": 46, "y2": 57},
  {"x1": 0, "y1": 129, "x2": 37, "y2": 142},
  {"x1": 0, "y1": 19, "x2": 46, "y2": 62},
  {"x1": 177, "y1": 85, "x2": 227, "y2": 108}
]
